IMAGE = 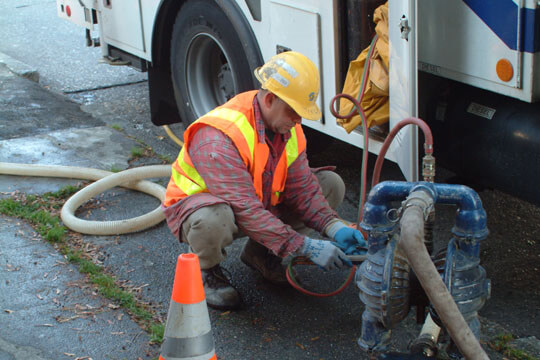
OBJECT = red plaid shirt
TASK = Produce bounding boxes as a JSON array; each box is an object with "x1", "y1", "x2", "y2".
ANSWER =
[{"x1": 163, "y1": 93, "x2": 339, "y2": 257}]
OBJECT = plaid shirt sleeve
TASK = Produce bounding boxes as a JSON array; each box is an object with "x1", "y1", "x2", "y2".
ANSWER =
[
  {"x1": 189, "y1": 126, "x2": 305, "y2": 257},
  {"x1": 281, "y1": 151, "x2": 340, "y2": 233}
]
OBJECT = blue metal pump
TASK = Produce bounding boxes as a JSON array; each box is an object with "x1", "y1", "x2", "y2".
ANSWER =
[{"x1": 356, "y1": 181, "x2": 491, "y2": 356}]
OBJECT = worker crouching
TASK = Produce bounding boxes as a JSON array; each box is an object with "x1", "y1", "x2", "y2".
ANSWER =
[{"x1": 162, "y1": 51, "x2": 366, "y2": 310}]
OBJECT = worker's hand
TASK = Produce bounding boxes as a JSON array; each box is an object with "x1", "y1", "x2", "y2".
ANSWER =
[
  {"x1": 333, "y1": 227, "x2": 367, "y2": 255},
  {"x1": 296, "y1": 238, "x2": 352, "y2": 271}
]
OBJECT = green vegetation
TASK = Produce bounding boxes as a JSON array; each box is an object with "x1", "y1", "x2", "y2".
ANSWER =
[
  {"x1": 0, "y1": 186, "x2": 164, "y2": 345},
  {"x1": 150, "y1": 323, "x2": 165, "y2": 344},
  {"x1": 128, "y1": 135, "x2": 174, "y2": 164},
  {"x1": 489, "y1": 333, "x2": 536, "y2": 360},
  {"x1": 131, "y1": 146, "x2": 144, "y2": 158},
  {"x1": 109, "y1": 123, "x2": 175, "y2": 164}
]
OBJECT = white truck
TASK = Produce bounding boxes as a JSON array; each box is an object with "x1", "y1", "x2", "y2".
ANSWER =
[{"x1": 57, "y1": 0, "x2": 540, "y2": 204}]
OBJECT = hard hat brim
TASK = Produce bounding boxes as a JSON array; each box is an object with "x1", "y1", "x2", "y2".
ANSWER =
[{"x1": 286, "y1": 98, "x2": 322, "y2": 121}]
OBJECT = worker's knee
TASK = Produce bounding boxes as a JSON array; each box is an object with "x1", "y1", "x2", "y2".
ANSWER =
[
  {"x1": 315, "y1": 170, "x2": 345, "y2": 209},
  {"x1": 182, "y1": 203, "x2": 237, "y2": 246},
  {"x1": 181, "y1": 203, "x2": 238, "y2": 269}
]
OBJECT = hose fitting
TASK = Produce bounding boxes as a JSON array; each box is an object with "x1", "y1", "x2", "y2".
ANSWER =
[{"x1": 422, "y1": 153, "x2": 436, "y2": 183}]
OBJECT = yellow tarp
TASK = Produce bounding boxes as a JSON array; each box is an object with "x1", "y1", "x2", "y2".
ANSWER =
[{"x1": 338, "y1": 2, "x2": 389, "y2": 132}]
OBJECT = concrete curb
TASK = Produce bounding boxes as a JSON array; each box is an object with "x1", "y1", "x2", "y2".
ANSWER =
[{"x1": 0, "y1": 51, "x2": 39, "y2": 82}]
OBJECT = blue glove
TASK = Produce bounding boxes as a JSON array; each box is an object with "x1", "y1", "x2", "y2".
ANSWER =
[
  {"x1": 334, "y1": 227, "x2": 367, "y2": 255},
  {"x1": 296, "y1": 238, "x2": 352, "y2": 270}
]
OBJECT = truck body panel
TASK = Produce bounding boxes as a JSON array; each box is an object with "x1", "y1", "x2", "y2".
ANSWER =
[
  {"x1": 418, "y1": 0, "x2": 540, "y2": 102},
  {"x1": 56, "y1": 0, "x2": 540, "y2": 201}
]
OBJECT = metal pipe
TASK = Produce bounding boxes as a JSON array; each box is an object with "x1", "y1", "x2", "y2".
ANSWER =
[{"x1": 399, "y1": 190, "x2": 489, "y2": 360}]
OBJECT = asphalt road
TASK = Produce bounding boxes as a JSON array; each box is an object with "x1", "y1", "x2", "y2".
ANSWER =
[{"x1": 1, "y1": 1, "x2": 540, "y2": 360}]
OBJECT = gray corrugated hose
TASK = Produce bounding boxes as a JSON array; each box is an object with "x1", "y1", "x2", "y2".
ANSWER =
[
  {"x1": 399, "y1": 190, "x2": 489, "y2": 360},
  {"x1": 0, "y1": 162, "x2": 171, "y2": 235}
]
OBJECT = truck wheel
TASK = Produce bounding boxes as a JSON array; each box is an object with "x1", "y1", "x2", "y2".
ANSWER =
[{"x1": 170, "y1": 0, "x2": 261, "y2": 125}]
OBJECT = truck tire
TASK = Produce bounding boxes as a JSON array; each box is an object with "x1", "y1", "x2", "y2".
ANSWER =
[{"x1": 170, "y1": 0, "x2": 262, "y2": 125}]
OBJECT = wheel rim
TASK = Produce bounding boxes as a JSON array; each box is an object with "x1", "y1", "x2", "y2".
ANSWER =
[{"x1": 185, "y1": 33, "x2": 237, "y2": 118}]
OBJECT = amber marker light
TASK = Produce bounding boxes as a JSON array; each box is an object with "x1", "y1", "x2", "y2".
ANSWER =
[{"x1": 496, "y1": 58, "x2": 513, "y2": 82}]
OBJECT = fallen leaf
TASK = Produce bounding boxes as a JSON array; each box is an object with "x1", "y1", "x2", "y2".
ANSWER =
[
  {"x1": 133, "y1": 283, "x2": 149, "y2": 291},
  {"x1": 108, "y1": 304, "x2": 120, "y2": 309},
  {"x1": 63, "y1": 353, "x2": 75, "y2": 357},
  {"x1": 111, "y1": 331, "x2": 124, "y2": 335},
  {"x1": 220, "y1": 311, "x2": 231, "y2": 316},
  {"x1": 36, "y1": 294, "x2": 43, "y2": 300},
  {"x1": 4, "y1": 309, "x2": 13, "y2": 314},
  {"x1": 56, "y1": 315, "x2": 81, "y2": 323},
  {"x1": 296, "y1": 343, "x2": 305, "y2": 350},
  {"x1": 311, "y1": 336, "x2": 320, "y2": 341},
  {"x1": 117, "y1": 313, "x2": 124, "y2": 321}
]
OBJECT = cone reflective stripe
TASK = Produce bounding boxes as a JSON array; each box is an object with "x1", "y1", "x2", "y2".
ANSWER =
[{"x1": 160, "y1": 253, "x2": 217, "y2": 360}]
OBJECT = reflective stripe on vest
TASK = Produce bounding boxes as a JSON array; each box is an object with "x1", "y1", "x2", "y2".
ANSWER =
[
  {"x1": 205, "y1": 108, "x2": 255, "y2": 160},
  {"x1": 170, "y1": 108, "x2": 255, "y2": 198},
  {"x1": 171, "y1": 147, "x2": 207, "y2": 195},
  {"x1": 164, "y1": 91, "x2": 305, "y2": 207},
  {"x1": 272, "y1": 126, "x2": 300, "y2": 204}
]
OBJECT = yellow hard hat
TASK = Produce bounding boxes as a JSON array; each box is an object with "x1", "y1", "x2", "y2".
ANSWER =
[{"x1": 254, "y1": 51, "x2": 321, "y2": 121}]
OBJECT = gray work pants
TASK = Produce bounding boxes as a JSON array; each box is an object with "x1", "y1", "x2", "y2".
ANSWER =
[{"x1": 181, "y1": 170, "x2": 345, "y2": 269}]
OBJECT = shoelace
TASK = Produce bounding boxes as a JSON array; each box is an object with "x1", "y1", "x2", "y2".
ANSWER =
[{"x1": 204, "y1": 266, "x2": 233, "y2": 287}]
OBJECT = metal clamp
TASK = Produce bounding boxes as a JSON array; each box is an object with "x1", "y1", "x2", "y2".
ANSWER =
[
  {"x1": 401, "y1": 196, "x2": 433, "y2": 222},
  {"x1": 387, "y1": 208, "x2": 401, "y2": 223}
]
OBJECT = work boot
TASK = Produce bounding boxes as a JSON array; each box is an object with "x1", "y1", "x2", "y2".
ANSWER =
[
  {"x1": 201, "y1": 265, "x2": 241, "y2": 310},
  {"x1": 240, "y1": 238, "x2": 289, "y2": 286}
]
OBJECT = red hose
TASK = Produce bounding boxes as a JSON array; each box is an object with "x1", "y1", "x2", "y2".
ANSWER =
[
  {"x1": 371, "y1": 117, "x2": 433, "y2": 186},
  {"x1": 286, "y1": 257, "x2": 357, "y2": 298}
]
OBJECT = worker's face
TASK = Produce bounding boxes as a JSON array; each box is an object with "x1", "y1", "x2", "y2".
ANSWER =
[{"x1": 261, "y1": 92, "x2": 302, "y2": 134}]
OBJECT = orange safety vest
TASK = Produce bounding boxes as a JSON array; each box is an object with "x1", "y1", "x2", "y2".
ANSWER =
[{"x1": 163, "y1": 91, "x2": 307, "y2": 208}]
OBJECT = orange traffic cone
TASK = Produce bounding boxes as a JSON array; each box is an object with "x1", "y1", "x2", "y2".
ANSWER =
[{"x1": 159, "y1": 253, "x2": 217, "y2": 360}]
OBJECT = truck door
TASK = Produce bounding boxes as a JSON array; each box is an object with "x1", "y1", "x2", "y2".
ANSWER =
[
  {"x1": 388, "y1": 0, "x2": 419, "y2": 181},
  {"x1": 99, "y1": 1, "x2": 146, "y2": 54}
]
